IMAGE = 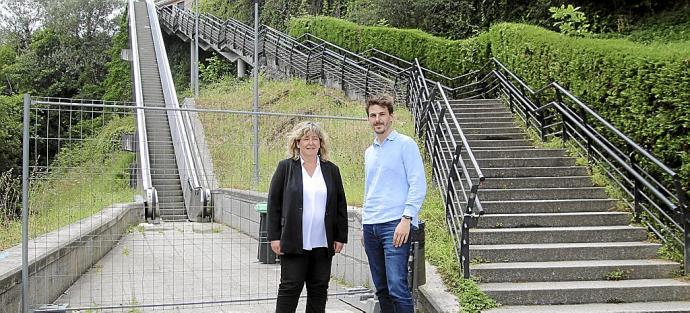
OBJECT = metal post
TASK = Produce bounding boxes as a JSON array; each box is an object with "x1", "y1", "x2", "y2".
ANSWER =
[
  {"x1": 193, "y1": 0, "x2": 199, "y2": 97},
  {"x1": 22, "y1": 94, "x2": 30, "y2": 313},
  {"x1": 252, "y1": 0, "x2": 260, "y2": 186}
]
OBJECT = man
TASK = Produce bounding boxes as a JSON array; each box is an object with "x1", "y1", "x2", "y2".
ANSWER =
[{"x1": 362, "y1": 94, "x2": 427, "y2": 313}]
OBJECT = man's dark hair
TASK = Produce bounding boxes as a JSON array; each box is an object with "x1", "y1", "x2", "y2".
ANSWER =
[{"x1": 365, "y1": 94, "x2": 394, "y2": 114}]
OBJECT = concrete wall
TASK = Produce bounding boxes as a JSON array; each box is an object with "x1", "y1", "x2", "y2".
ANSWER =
[
  {"x1": 212, "y1": 188, "x2": 373, "y2": 289},
  {"x1": 0, "y1": 202, "x2": 143, "y2": 313}
]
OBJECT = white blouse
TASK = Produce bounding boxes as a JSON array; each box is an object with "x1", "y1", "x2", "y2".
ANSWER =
[{"x1": 301, "y1": 157, "x2": 328, "y2": 250}]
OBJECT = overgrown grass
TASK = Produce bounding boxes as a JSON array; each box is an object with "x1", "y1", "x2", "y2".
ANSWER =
[
  {"x1": 420, "y1": 181, "x2": 498, "y2": 312},
  {"x1": 196, "y1": 77, "x2": 415, "y2": 206},
  {"x1": 0, "y1": 115, "x2": 136, "y2": 251}
]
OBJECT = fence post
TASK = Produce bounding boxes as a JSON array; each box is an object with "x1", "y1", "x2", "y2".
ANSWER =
[
  {"x1": 364, "y1": 64, "x2": 371, "y2": 97},
  {"x1": 306, "y1": 52, "x2": 311, "y2": 82},
  {"x1": 461, "y1": 218, "x2": 471, "y2": 279},
  {"x1": 672, "y1": 178, "x2": 689, "y2": 275},
  {"x1": 430, "y1": 107, "x2": 446, "y2": 175},
  {"x1": 288, "y1": 43, "x2": 294, "y2": 76},
  {"x1": 340, "y1": 55, "x2": 347, "y2": 88},
  {"x1": 274, "y1": 34, "x2": 280, "y2": 66},
  {"x1": 22, "y1": 94, "x2": 30, "y2": 313},
  {"x1": 579, "y1": 106, "x2": 593, "y2": 163},
  {"x1": 556, "y1": 90, "x2": 569, "y2": 143},
  {"x1": 320, "y1": 45, "x2": 325, "y2": 82},
  {"x1": 628, "y1": 148, "x2": 642, "y2": 219}
]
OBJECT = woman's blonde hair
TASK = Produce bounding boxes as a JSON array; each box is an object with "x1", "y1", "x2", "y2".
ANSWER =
[{"x1": 286, "y1": 121, "x2": 330, "y2": 161}]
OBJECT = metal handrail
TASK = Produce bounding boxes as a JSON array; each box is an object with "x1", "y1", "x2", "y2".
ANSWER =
[
  {"x1": 468, "y1": 57, "x2": 689, "y2": 274},
  {"x1": 147, "y1": 0, "x2": 210, "y2": 219},
  {"x1": 128, "y1": 0, "x2": 158, "y2": 222},
  {"x1": 409, "y1": 58, "x2": 485, "y2": 278}
]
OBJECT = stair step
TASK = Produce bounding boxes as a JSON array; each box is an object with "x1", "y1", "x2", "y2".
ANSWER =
[
  {"x1": 448, "y1": 107, "x2": 511, "y2": 114},
  {"x1": 450, "y1": 111, "x2": 513, "y2": 119},
  {"x1": 472, "y1": 259, "x2": 679, "y2": 283},
  {"x1": 449, "y1": 99, "x2": 503, "y2": 106},
  {"x1": 463, "y1": 148, "x2": 567, "y2": 159},
  {"x1": 477, "y1": 212, "x2": 631, "y2": 228},
  {"x1": 471, "y1": 226, "x2": 647, "y2": 244},
  {"x1": 458, "y1": 127, "x2": 524, "y2": 135},
  {"x1": 464, "y1": 133, "x2": 526, "y2": 140},
  {"x1": 154, "y1": 184, "x2": 183, "y2": 191},
  {"x1": 457, "y1": 116, "x2": 515, "y2": 123},
  {"x1": 158, "y1": 190, "x2": 183, "y2": 197},
  {"x1": 159, "y1": 201, "x2": 185, "y2": 209},
  {"x1": 468, "y1": 176, "x2": 595, "y2": 189},
  {"x1": 159, "y1": 195, "x2": 184, "y2": 203},
  {"x1": 484, "y1": 301, "x2": 690, "y2": 313},
  {"x1": 477, "y1": 166, "x2": 590, "y2": 178},
  {"x1": 477, "y1": 187, "x2": 609, "y2": 201},
  {"x1": 467, "y1": 139, "x2": 532, "y2": 147},
  {"x1": 458, "y1": 157, "x2": 576, "y2": 168},
  {"x1": 474, "y1": 199, "x2": 618, "y2": 214},
  {"x1": 457, "y1": 122, "x2": 517, "y2": 128},
  {"x1": 151, "y1": 174, "x2": 181, "y2": 180},
  {"x1": 480, "y1": 279, "x2": 690, "y2": 305},
  {"x1": 470, "y1": 242, "x2": 660, "y2": 262}
]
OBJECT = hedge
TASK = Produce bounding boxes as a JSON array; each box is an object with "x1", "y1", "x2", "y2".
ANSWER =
[
  {"x1": 288, "y1": 16, "x2": 491, "y2": 77},
  {"x1": 287, "y1": 16, "x2": 690, "y2": 200},
  {"x1": 489, "y1": 23, "x2": 690, "y2": 189}
]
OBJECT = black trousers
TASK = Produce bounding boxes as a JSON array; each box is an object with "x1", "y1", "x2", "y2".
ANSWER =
[{"x1": 275, "y1": 247, "x2": 332, "y2": 313}]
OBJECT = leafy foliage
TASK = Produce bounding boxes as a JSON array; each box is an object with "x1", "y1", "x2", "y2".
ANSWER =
[
  {"x1": 199, "y1": 55, "x2": 236, "y2": 83},
  {"x1": 288, "y1": 16, "x2": 491, "y2": 77},
  {"x1": 103, "y1": 11, "x2": 132, "y2": 102},
  {"x1": 549, "y1": 4, "x2": 591, "y2": 36},
  {"x1": 489, "y1": 22, "x2": 690, "y2": 193}
]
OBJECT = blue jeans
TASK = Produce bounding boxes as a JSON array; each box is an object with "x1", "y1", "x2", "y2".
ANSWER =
[{"x1": 363, "y1": 220, "x2": 413, "y2": 313}]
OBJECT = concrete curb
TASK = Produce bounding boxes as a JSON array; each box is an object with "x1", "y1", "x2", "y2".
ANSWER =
[{"x1": 418, "y1": 261, "x2": 461, "y2": 313}]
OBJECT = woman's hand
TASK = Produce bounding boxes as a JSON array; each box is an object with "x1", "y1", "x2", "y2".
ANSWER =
[
  {"x1": 270, "y1": 240, "x2": 283, "y2": 255},
  {"x1": 334, "y1": 241, "x2": 345, "y2": 253}
]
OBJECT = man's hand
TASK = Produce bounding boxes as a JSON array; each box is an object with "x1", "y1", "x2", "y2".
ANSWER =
[
  {"x1": 334, "y1": 241, "x2": 345, "y2": 253},
  {"x1": 270, "y1": 240, "x2": 283, "y2": 255},
  {"x1": 393, "y1": 218, "x2": 411, "y2": 248}
]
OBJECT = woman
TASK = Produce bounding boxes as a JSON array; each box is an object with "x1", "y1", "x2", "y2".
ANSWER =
[{"x1": 267, "y1": 121, "x2": 348, "y2": 313}]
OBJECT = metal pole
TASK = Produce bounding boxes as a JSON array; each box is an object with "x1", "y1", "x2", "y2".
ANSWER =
[
  {"x1": 252, "y1": 0, "x2": 260, "y2": 186},
  {"x1": 194, "y1": 0, "x2": 199, "y2": 97},
  {"x1": 22, "y1": 94, "x2": 30, "y2": 313}
]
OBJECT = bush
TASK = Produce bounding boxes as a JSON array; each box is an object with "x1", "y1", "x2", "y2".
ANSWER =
[
  {"x1": 288, "y1": 16, "x2": 491, "y2": 77},
  {"x1": 488, "y1": 22, "x2": 690, "y2": 191}
]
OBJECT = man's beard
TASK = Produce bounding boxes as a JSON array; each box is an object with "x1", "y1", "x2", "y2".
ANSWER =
[{"x1": 374, "y1": 122, "x2": 387, "y2": 134}]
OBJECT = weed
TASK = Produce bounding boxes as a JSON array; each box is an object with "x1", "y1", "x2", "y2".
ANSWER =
[
  {"x1": 122, "y1": 246, "x2": 130, "y2": 257},
  {"x1": 605, "y1": 269, "x2": 630, "y2": 281}
]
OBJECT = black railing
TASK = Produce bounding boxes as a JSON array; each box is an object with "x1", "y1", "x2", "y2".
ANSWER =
[
  {"x1": 156, "y1": 5, "x2": 487, "y2": 279},
  {"x1": 408, "y1": 59, "x2": 485, "y2": 278},
  {"x1": 464, "y1": 58, "x2": 689, "y2": 274}
]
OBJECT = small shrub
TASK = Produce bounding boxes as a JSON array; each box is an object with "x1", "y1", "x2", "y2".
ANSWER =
[{"x1": 549, "y1": 4, "x2": 591, "y2": 36}]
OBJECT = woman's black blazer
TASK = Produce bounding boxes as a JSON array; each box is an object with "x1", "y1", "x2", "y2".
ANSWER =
[{"x1": 267, "y1": 158, "x2": 348, "y2": 256}]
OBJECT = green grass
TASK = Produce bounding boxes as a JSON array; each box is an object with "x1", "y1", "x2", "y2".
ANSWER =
[
  {"x1": 0, "y1": 116, "x2": 136, "y2": 251},
  {"x1": 420, "y1": 174, "x2": 498, "y2": 312},
  {"x1": 196, "y1": 77, "x2": 415, "y2": 206}
]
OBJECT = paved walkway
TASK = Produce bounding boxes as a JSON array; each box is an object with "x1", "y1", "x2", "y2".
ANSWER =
[{"x1": 54, "y1": 222, "x2": 362, "y2": 312}]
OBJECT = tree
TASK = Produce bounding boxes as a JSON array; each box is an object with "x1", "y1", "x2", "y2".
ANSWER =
[{"x1": 0, "y1": 0, "x2": 44, "y2": 51}]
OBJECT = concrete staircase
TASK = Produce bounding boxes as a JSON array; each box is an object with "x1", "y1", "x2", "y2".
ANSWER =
[
  {"x1": 446, "y1": 99, "x2": 690, "y2": 311},
  {"x1": 134, "y1": 1, "x2": 187, "y2": 221}
]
